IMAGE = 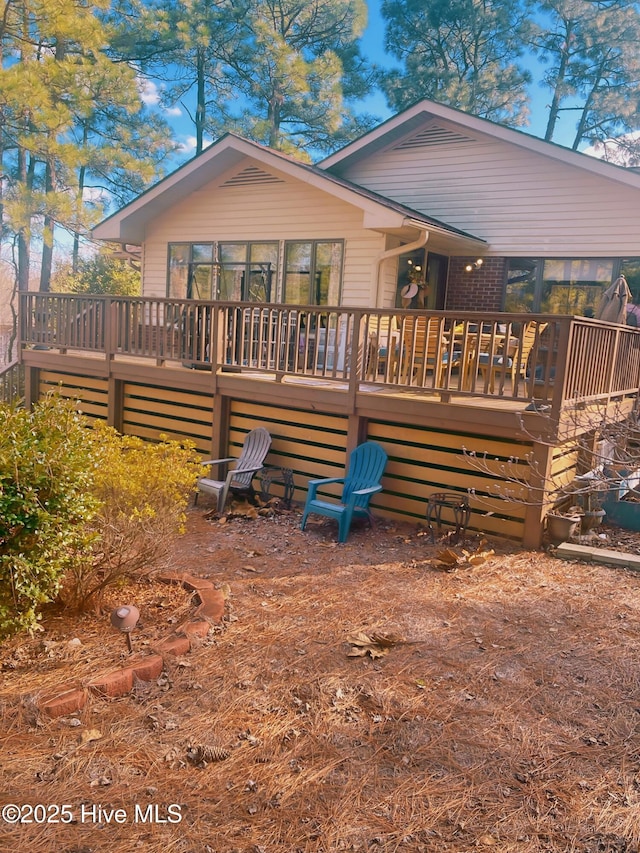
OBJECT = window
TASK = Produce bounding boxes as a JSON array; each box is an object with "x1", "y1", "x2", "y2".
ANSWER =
[
  {"x1": 168, "y1": 239, "x2": 343, "y2": 304},
  {"x1": 219, "y1": 242, "x2": 279, "y2": 301},
  {"x1": 540, "y1": 259, "x2": 613, "y2": 315},
  {"x1": 621, "y1": 259, "x2": 640, "y2": 302},
  {"x1": 505, "y1": 259, "x2": 538, "y2": 312},
  {"x1": 505, "y1": 258, "x2": 621, "y2": 315},
  {"x1": 168, "y1": 243, "x2": 216, "y2": 299},
  {"x1": 283, "y1": 241, "x2": 343, "y2": 305}
]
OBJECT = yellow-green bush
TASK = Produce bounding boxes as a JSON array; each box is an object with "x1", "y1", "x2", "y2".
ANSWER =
[{"x1": 61, "y1": 422, "x2": 202, "y2": 612}]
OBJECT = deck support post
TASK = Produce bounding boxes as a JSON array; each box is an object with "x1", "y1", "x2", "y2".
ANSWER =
[
  {"x1": 24, "y1": 365, "x2": 39, "y2": 411},
  {"x1": 346, "y1": 414, "x2": 368, "y2": 458},
  {"x1": 522, "y1": 440, "x2": 553, "y2": 548},
  {"x1": 107, "y1": 378, "x2": 124, "y2": 431},
  {"x1": 211, "y1": 393, "x2": 230, "y2": 461}
]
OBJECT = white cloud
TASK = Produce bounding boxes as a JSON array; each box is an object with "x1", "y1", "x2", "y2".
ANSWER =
[
  {"x1": 583, "y1": 131, "x2": 640, "y2": 167},
  {"x1": 165, "y1": 106, "x2": 182, "y2": 117},
  {"x1": 83, "y1": 186, "x2": 110, "y2": 206},
  {"x1": 138, "y1": 77, "x2": 161, "y2": 107},
  {"x1": 176, "y1": 136, "x2": 197, "y2": 153},
  {"x1": 176, "y1": 135, "x2": 213, "y2": 154}
]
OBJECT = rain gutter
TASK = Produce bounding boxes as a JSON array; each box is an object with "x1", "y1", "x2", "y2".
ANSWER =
[{"x1": 374, "y1": 223, "x2": 430, "y2": 308}]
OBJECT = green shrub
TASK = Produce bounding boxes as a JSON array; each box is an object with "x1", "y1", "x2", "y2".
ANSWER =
[
  {"x1": 60, "y1": 423, "x2": 201, "y2": 613},
  {"x1": 52, "y1": 249, "x2": 141, "y2": 296},
  {"x1": 0, "y1": 395, "x2": 99, "y2": 636},
  {"x1": 0, "y1": 394, "x2": 202, "y2": 634}
]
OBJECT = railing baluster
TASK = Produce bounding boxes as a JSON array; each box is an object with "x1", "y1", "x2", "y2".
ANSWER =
[{"x1": 17, "y1": 294, "x2": 640, "y2": 412}]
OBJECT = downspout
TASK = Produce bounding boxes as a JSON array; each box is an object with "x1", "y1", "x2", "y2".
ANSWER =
[{"x1": 374, "y1": 223, "x2": 430, "y2": 308}]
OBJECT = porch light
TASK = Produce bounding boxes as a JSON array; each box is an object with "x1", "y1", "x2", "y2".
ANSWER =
[
  {"x1": 464, "y1": 259, "x2": 484, "y2": 272},
  {"x1": 110, "y1": 605, "x2": 140, "y2": 654}
]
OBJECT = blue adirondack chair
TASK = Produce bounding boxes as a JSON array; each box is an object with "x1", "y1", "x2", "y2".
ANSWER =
[{"x1": 300, "y1": 441, "x2": 388, "y2": 543}]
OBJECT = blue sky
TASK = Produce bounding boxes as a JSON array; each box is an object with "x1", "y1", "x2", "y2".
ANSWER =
[
  {"x1": 359, "y1": 0, "x2": 578, "y2": 147},
  {"x1": 139, "y1": 0, "x2": 590, "y2": 161}
]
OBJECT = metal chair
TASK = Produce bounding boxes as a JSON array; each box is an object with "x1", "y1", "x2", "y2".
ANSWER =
[
  {"x1": 300, "y1": 441, "x2": 388, "y2": 543},
  {"x1": 195, "y1": 427, "x2": 271, "y2": 512}
]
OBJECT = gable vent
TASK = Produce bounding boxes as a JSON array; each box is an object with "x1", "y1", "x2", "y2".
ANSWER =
[
  {"x1": 222, "y1": 166, "x2": 285, "y2": 187},
  {"x1": 393, "y1": 124, "x2": 476, "y2": 151}
]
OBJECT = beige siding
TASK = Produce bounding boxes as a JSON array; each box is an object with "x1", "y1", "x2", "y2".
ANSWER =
[
  {"x1": 335, "y1": 123, "x2": 640, "y2": 257},
  {"x1": 142, "y1": 159, "x2": 387, "y2": 307}
]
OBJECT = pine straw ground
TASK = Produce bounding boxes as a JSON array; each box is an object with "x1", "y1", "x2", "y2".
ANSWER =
[{"x1": 2, "y1": 505, "x2": 640, "y2": 853}]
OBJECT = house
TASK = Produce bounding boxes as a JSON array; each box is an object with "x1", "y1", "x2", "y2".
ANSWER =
[
  {"x1": 93, "y1": 98, "x2": 640, "y2": 316},
  {"x1": 15, "y1": 99, "x2": 640, "y2": 546}
]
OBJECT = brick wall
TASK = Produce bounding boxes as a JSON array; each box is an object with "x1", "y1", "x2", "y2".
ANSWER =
[{"x1": 446, "y1": 257, "x2": 507, "y2": 312}]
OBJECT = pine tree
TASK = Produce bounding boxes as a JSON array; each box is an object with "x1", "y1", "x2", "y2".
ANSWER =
[
  {"x1": 378, "y1": 0, "x2": 533, "y2": 126},
  {"x1": 0, "y1": 0, "x2": 174, "y2": 290},
  {"x1": 534, "y1": 0, "x2": 640, "y2": 159},
  {"x1": 121, "y1": 0, "x2": 377, "y2": 157}
]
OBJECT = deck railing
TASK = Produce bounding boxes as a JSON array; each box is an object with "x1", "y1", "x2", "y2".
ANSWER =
[
  {"x1": 0, "y1": 359, "x2": 25, "y2": 406},
  {"x1": 19, "y1": 294, "x2": 640, "y2": 414}
]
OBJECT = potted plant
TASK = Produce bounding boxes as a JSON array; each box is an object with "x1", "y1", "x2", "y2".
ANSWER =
[
  {"x1": 572, "y1": 472, "x2": 607, "y2": 533},
  {"x1": 545, "y1": 506, "x2": 583, "y2": 545}
]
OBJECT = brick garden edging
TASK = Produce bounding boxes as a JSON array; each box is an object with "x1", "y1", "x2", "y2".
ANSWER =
[{"x1": 37, "y1": 573, "x2": 225, "y2": 719}]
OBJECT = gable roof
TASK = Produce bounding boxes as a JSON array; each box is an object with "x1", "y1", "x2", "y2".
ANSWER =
[
  {"x1": 320, "y1": 99, "x2": 640, "y2": 192},
  {"x1": 93, "y1": 132, "x2": 485, "y2": 248}
]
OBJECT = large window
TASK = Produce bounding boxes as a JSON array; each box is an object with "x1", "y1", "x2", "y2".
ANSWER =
[
  {"x1": 505, "y1": 258, "x2": 623, "y2": 315},
  {"x1": 169, "y1": 240, "x2": 346, "y2": 303},
  {"x1": 283, "y1": 241, "x2": 343, "y2": 305},
  {"x1": 541, "y1": 259, "x2": 614, "y2": 315}
]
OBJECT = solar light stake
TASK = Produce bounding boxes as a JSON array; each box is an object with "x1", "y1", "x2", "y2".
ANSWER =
[{"x1": 110, "y1": 605, "x2": 140, "y2": 654}]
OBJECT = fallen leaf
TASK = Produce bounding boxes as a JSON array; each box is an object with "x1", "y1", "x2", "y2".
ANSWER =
[
  {"x1": 370, "y1": 632, "x2": 403, "y2": 648},
  {"x1": 346, "y1": 631, "x2": 392, "y2": 659},
  {"x1": 437, "y1": 548, "x2": 461, "y2": 565},
  {"x1": 346, "y1": 632, "x2": 375, "y2": 647},
  {"x1": 80, "y1": 728, "x2": 103, "y2": 745}
]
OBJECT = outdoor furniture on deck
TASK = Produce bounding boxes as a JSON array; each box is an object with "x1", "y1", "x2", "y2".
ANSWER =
[
  {"x1": 398, "y1": 316, "x2": 457, "y2": 385},
  {"x1": 478, "y1": 322, "x2": 548, "y2": 393},
  {"x1": 365, "y1": 315, "x2": 399, "y2": 379}
]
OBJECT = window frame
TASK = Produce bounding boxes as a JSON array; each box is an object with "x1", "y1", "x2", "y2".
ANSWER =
[
  {"x1": 167, "y1": 242, "x2": 217, "y2": 300},
  {"x1": 168, "y1": 240, "x2": 347, "y2": 304},
  {"x1": 503, "y1": 257, "x2": 631, "y2": 315},
  {"x1": 283, "y1": 239, "x2": 344, "y2": 305}
]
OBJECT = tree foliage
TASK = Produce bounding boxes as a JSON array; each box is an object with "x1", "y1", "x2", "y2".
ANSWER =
[
  {"x1": 120, "y1": 0, "x2": 378, "y2": 157},
  {"x1": 533, "y1": 0, "x2": 640, "y2": 156},
  {"x1": 52, "y1": 248, "x2": 141, "y2": 296},
  {"x1": 378, "y1": 0, "x2": 533, "y2": 125},
  {"x1": 61, "y1": 422, "x2": 201, "y2": 613},
  {"x1": 218, "y1": 0, "x2": 377, "y2": 155},
  {"x1": 0, "y1": 395, "x2": 99, "y2": 635},
  {"x1": 0, "y1": 394, "x2": 202, "y2": 634},
  {"x1": 0, "y1": 0, "x2": 175, "y2": 291}
]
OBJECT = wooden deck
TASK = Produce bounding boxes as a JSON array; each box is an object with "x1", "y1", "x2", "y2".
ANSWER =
[{"x1": 16, "y1": 295, "x2": 640, "y2": 546}]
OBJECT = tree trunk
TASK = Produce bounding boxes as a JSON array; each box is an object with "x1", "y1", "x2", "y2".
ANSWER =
[
  {"x1": 544, "y1": 21, "x2": 574, "y2": 142},
  {"x1": 72, "y1": 123, "x2": 89, "y2": 272},
  {"x1": 16, "y1": 145, "x2": 30, "y2": 293},
  {"x1": 195, "y1": 46, "x2": 206, "y2": 155},
  {"x1": 39, "y1": 156, "x2": 56, "y2": 292}
]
